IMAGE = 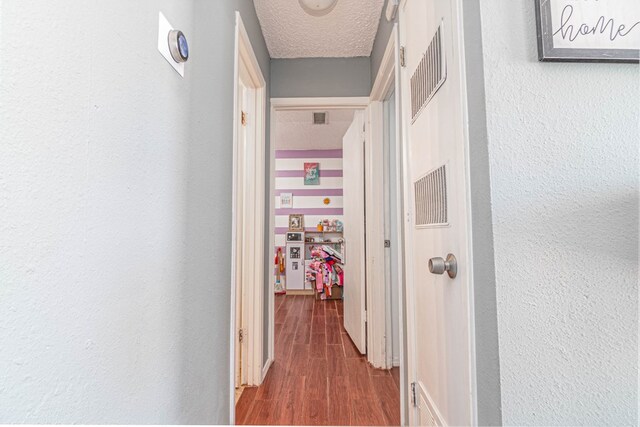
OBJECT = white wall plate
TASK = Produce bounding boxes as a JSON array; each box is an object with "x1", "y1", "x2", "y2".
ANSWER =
[{"x1": 157, "y1": 12, "x2": 184, "y2": 77}]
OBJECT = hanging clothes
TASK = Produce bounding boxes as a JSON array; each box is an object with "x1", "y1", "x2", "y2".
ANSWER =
[{"x1": 306, "y1": 244, "x2": 344, "y2": 299}]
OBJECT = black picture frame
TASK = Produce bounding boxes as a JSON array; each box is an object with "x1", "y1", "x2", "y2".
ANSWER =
[{"x1": 535, "y1": 0, "x2": 639, "y2": 63}]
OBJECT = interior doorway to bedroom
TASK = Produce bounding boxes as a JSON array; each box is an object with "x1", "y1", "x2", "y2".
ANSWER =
[{"x1": 234, "y1": 97, "x2": 402, "y2": 426}]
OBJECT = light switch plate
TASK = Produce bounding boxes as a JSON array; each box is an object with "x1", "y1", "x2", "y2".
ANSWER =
[{"x1": 158, "y1": 12, "x2": 184, "y2": 77}]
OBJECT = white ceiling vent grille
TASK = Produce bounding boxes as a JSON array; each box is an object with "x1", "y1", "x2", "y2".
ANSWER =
[
  {"x1": 414, "y1": 165, "x2": 448, "y2": 227},
  {"x1": 312, "y1": 111, "x2": 328, "y2": 125},
  {"x1": 410, "y1": 22, "x2": 446, "y2": 123}
]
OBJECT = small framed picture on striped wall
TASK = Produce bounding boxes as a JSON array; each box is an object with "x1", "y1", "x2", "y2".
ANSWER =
[
  {"x1": 280, "y1": 193, "x2": 293, "y2": 208},
  {"x1": 289, "y1": 214, "x2": 304, "y2": 232},
  {"x1": 304, "y1": 162, "x2": 320, "y2": 185}
]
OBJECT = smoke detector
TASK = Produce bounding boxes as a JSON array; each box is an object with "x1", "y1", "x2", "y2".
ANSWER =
[
  {"x1": 312, "y1": 111, "x2": 329, "y2": 125},
  {"x1": 299, "y1": 0, "x2": 339, "y2": 17}
]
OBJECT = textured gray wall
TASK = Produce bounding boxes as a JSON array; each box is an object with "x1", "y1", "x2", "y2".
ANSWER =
[
  {"x1": 270, "y1": 57, "x2": 371, "y2": 98},
  {"x1": 0, "y1": 0, "x2": 268, "y2": 423},
  {"x1": 461, "y1": 1, "x2": 502, "y2": 424},
  {"x1": 479, "y1": 1, "x2": 639, "y2": 424},
  {"x1": 370, "y1": 2, "x2": 396, "y2": 86}
]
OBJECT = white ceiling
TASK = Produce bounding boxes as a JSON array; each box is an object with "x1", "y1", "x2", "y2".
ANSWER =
[
  {"x1": 275, "y1": 109, "x2": 356, "y2": 149},
  {"x1": 253, "y1": 0, "x2": 385, "y2": 58}
]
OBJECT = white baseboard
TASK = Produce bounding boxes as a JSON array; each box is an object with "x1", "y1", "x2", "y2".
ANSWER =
[
  {"x1": 261, "y1": 357, "x2": 273, "y2": 382},
  {"x1": 392, "y1": 356, "x2": 400, "y2": 367}
]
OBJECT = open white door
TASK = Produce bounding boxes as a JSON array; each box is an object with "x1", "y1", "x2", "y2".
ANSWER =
[
  {"x1": 342, "y1": 110, "x2": 367, "y2": 354},
  {"x1": 400, "y1": 0, "x2": 476, "y2": 425}
]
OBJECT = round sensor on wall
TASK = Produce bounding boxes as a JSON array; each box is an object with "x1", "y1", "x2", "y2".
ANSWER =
[{"x1": 168, "y1": 29, "x2": 189, "y2": 63}]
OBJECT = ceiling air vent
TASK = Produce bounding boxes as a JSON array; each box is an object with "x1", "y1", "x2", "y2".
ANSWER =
[{"x1": 312, "y1": 111, "x2": 328, "y2": 125}]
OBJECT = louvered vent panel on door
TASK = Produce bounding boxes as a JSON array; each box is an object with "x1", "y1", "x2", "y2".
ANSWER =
[
  {"x1": 417, "y1": 382, "x2": 444, "y2": 426},
  {"x1": 410, "y1": 22, "x2": 446, "y2": 122},
  {"x1": 414, "y1": 165, "x2": 447, "y2": 227}
]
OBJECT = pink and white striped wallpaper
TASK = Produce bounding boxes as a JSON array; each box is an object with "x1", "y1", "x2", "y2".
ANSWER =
[{"x1": 274, "y1": 149, "x2": 343, "y2": 280}]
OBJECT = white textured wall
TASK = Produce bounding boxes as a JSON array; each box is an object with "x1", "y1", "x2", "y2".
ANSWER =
[
  {"x1": 478, "y1": 1, "x2": 639, "y2": 424},
  {"x1": 0, "y1": 0, "x2": 269, "y2": 423}
]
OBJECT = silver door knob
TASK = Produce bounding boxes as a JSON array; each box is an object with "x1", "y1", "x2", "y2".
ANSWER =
[{"x1": 428, "y1": 254, "x2": 457, "y2": 279}]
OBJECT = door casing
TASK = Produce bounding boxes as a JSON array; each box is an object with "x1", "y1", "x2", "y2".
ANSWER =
[
  {"x1": 369, "y1": 23, "x2": 408, "y2": 426},
  {"x1": 368, "y1": 25, "x2": 403, "y2": 372},
  {"x1": 267, "y1": 96, "x2": 369, "y2": 374},
  {"x1": 230, "y1": 12, "x2": 267, "y2": 424}
]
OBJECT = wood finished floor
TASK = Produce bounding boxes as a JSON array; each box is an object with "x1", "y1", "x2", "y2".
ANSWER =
[{"x1": 236, "y1": 294, "x2": 400, "y2": 426}]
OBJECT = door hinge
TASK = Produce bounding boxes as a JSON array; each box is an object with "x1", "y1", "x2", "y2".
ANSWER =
[
  {"x1": 238, "y1": 328, "x2": 244, "y2": 343},
  {"x1": 400, "y1": 46, "x2": 406, "y2": 67},
  {"x1": 384, "y1": 239, "x2": 391, "y2": 248},
  {"x1": 241, "y1": 111, "x2": 247, "y2": 126},
  {"x1": 411, "y1": 382, "x2": 417, "y2": 407},
  {"x1": 364, "y1": 310, "x2": 367, "y2": 324}
]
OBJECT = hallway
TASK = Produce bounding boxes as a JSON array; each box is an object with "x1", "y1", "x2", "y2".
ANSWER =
[{"x1": 235, "y1": 295, "x2": 400, "y2": 425}]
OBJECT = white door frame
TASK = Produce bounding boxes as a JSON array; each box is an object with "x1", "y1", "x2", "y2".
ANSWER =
[
  {"x1": 268, "y1": 96, "x2": 369, "y2": 364},
  {"x1": 397, "y1": 5, "x2": 419, "y2": 423},
  {"x1": 368, "y1": 25, "x2": 400, "y2": 370},
  {"x1": 369, "y1": 24, "x2": 408, "y2": 425},
  {"x1": 230, "y1": 11, "x2": 266, "y2": 423}
]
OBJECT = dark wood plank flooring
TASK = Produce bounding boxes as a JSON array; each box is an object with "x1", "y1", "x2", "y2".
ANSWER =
[{"x1": 236, "y1": 294, "x2": 400, "y2": 426}]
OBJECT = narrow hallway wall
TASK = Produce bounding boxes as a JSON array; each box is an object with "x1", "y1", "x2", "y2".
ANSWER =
[
  {"x1": 266, "y1": 57, "x2": 370, "y2": 367},
  {"x1": 0, "y1": 0, "x2": 269, "y2": 423},
  {"x1": 270, "y1": 58, "x2": 371, "y2": 98},
  {"x1": 370, "y1": 3, "x2": 397, "y2": 87},
  {"x1": 478, "y1": 1, "x2": 639, "y2": 424}
]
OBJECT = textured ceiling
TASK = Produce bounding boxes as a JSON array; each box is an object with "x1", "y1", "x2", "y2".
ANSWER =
[
  {"x1": 253, "y1": 0, "x2": 384, "y2": 58},
  {"x1": 275, "y1": 109, "x2": 355, "y2": 149}
]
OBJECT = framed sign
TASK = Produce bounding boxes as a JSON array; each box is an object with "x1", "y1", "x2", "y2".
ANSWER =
[
  {"x1": 535, "y1": 0, "x2": 640, "y2": 63},
  {"x1": 304, "y1": 162, "x2": 320, "y2": 185},
  {"x1": 280, "y1": 193, "x2": 293, "y2": 208}
]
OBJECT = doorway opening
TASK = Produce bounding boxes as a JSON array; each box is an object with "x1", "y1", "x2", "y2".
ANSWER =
[
  {"x1": 230, "y1": 11, "x2": 267, "y2": 419},
  {"x1": 234, "y1": 94, "x2": 404, "y2": 425},
  {"x1": 230, "y1": 0, "x2": 494, "y2": 424}
]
